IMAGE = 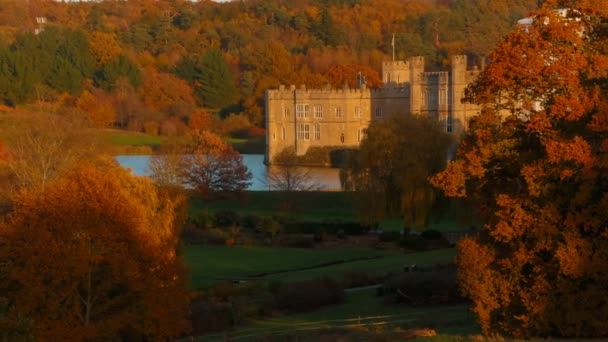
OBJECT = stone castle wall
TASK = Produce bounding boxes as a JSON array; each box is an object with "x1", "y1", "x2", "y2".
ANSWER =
[{"x1": 265, "y1": 55, "x2": 482, "y2": 164}]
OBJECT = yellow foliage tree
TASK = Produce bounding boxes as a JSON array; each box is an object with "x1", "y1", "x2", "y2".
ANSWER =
[
  {"x1": 0, "y1": 161, "x2": 191, "y2": 340},
  {"x1": 88, "y1": 31, "x2": 122, "y2": 67},
  {"x1": 76, "y1": 90, "x2": 116, "y2": 127}
]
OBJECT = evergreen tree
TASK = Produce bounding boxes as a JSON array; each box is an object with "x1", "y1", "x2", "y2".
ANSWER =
[
  {"x1": 177, "y1": 49, "x2": 236, "y2": 109},
  {"x1": 200, "y1": 49, "x2": 236, "y2": 109},
  {"x1": 94, "y1": 55, "x2": 142, "y2": 91}
]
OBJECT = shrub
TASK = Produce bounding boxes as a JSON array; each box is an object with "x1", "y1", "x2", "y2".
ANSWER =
[
  {"x1": 190, "y1": 299, "x2": 233, "y2": 333},
  {"x1": 143, "y1": 120, "x2": 159, "y2": 136},
  {"x1": 259, "y1": 217, "x2": 281, "y2": 239},
  {"x1": 189, "y1": 211, "x2": 213, "y2": 230},
  {"x1": 379, "y1": 231, "x2": 401, "y2": 242},
  {"x1": 241, "y1": 214, "x2": 262, "y2": 231},
  {"x1": 284, "y1": 235, "x2": 315, "y2": 248},
  {"x1": 420, "y1": 229, "x2": 443, "y2": 240},
  {"x1": 400, "y1": 235, "x2": 429, "y2": 251},
  {"x1": 383, "y1": 269, "x2": 463, "y2": 306},
  {"x1": 201, "y1": 228, "x2": 231, "y2": 245},
  {"x1": 342, "y1": 271, "x2": 379, "y2": 288},
  {"x1": 213, "y1": 210, "x2": 240, "y2": 228},
  {"x1": 277, "y1": 277, "x2": 344, "y2": 312}
]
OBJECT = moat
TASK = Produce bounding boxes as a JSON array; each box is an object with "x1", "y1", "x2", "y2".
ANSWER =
[{"x1": 116, "y1": 154, "x2": 342, "y2": 191}]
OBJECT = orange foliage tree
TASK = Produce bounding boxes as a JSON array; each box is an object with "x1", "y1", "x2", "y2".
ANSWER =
[
  {"x1": 431, "y1": 3, "x2": 608, "y2": 338},
  {"x1": 0, "y1": 140, "x2": 7, "y2": 161},
  {"x1": 181, "y1": 131, "x2": 251, "y2": 198},
  {"x1": 0, "y1": 161, "x2": 191, "y2": 340},
  {"x1": 139, "y1": 68, "x2": 196, "y2": 111},
  {"x1": 76, "y1": 90, "x2": 116, "y2": 127},
  {"x1": 323, "y1": 64, "x2": 382, "y2": 88}
]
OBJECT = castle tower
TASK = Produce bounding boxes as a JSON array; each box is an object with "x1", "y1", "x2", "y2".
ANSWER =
[
  {"x1": 450, "y1": 55, "x2": 482, "y2": 135},
  {"x1": 382, "y1": 60, "x2": 410, "y2": 86},
  {"x1": 450, "y1": 55, "x2": 468, "y2": 134},
  {"x1": 408, "y1": 56, "x2": 425, "y2": 114}
]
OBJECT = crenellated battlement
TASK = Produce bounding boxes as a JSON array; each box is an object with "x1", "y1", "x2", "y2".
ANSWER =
[
  {"x1": 382, "y1": 60, "x2": 410, "y2": 69},
  {"x1": 451, "y1": 55, "x2": 467, "y2": 65},
  {"x1": 267, "y1": 85, "x2": 373, "y2": 99},
  {"x1": 265, "y1": 55, "x2": 482, "y2": 164}
]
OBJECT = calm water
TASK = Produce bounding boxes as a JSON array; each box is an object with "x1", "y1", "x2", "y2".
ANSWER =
[{"x1": 115, "y1": 154, "x2": 341, "y2": 191}]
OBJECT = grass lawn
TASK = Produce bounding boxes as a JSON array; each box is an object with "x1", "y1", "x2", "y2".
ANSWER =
[
  {"x1": 184, "y1": 245, "x2": 457, "y2": 288},
  {"x1": 189, "y1": 191, "x2": 357, "y2": 221},
  {"x1": 194, "y1": 289, "x2": 478, "y2": 341},
  {"x1": 183, "y1": 245, "x2": 397, "y2": 288},
  {"x1": 265, "y1": 248, "x2": 457, "y2": 282}
]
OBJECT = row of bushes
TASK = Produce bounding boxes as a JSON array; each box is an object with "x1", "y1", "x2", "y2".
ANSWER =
[
  {"x1": 189, "y1": 210, "x2": 372, "y2": 236},
  {"x1": 190, "y1": 277, "x2": 344, "y2": 334},
  {"x1": 380, "y1": 265, "x2": 464, "y2": 306}
]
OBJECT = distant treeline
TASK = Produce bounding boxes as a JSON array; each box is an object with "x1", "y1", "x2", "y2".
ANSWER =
[{"x1": 0, "y1": 0, "x2": 537, "y2": 133}]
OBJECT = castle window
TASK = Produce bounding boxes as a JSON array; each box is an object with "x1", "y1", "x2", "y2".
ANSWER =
[
  {"x1": 340, "y1": 133, "x2": 345, "y2": 143},
  {"x1": 314, "y1": 104, "x2": 323, "y2": 118},
  {"x1": 314, "y1": 123, "x2": 321, "y2": 140},
  {"x1": 385, "y1": 72, "x2": 390, "y2": 83},
  {"x1": 439, "y1": 89, "x2": 447, "y2": 105},
  {"x1": 335, "y1": 107, "x2": 343, "y2": 118},
  {"x1": 296, "y1": 103, "x2": 309, "y2": 118},
  {"x1": 297, "y1": 123, "x2": 310, "y2": 140},
  {"x1": 272, "y1": 132, "x2": 276, "y2": 140},
  {"x1": 283, "y1": 107, "x2": 290, "y2": 118},
  {"x1": 357, "y1": 128, "x2": 362, "y2": 142},
  {"x1": 282, "y1": 127, "x2": 286, "y2": 140},
  {"x1": 421, "y1": 91, "x2": 427, "y2": 106},
  {"x1": 354, "y1": 106, "x2": 361, "y2": 118},
  {"x1": 375, "y1": 107, "x2": 383, "y2": 119}
]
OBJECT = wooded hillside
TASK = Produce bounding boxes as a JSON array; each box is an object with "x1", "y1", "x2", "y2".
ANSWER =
[{"x1": 0, "y1": 0, "x2": 537, "y2": 134}]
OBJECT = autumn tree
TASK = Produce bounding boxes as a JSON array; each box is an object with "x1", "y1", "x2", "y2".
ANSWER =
[
  {"x1": 267, "y1": 147, "x2": 319, "y2": 192},
  {"x1": 342, "y1": 114, "x2": 452, "y2": 230},
  {"x1": 4, "y1": 110, "x2": 100, "y2": 191},
  {"x1": 431, "y1": 3, "x2": 608, "y2": 338},
  {"x1": 139, "y1": 67, "x2": 196, "y2": 111},
  {"x1": 181, "y1": 131, "x2": 251, "y2": 198},
  {"x1": 0, "y1": 161, "x2": 190, "y2": 340},
  {"x1": 76, "y1": 90, "x2": 117, "y2": 127},
  {"x1": 323, "y1": 64, "x2": 382, "y2": 88}
]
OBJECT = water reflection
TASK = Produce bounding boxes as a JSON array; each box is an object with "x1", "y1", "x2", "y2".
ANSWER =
[{"x1": 115, "y1": 154, "x2": 342, "y2": 191}]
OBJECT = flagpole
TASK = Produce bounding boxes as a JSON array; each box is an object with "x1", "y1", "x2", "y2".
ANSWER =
[{"x1": 392, "y1": 33, "x2": 395, "y2": 62}]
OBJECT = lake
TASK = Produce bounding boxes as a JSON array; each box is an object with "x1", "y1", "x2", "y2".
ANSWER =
[{"x1": 115, "y1": 154, "x2": 342, "y2": 191}]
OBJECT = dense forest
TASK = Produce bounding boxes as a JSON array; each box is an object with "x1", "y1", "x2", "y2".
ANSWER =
[{"x1": 0, "y1": 0, "x2": 538, "y2": 134}]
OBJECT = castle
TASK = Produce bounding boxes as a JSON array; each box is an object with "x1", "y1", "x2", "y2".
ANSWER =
[{"x1": 265, "y1": 55, "x2": 482, "y2": 165}]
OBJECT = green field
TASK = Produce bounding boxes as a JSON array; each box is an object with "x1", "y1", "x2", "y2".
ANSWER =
[
  {"x1": 265, "y1": 248, "x2": 457, "y2": 282},
  {"x1": 184, "y1": 245, "x2": 400, "y2": 288},
  {"x1": 184, "y1": 245, "x2": 456, "y2": 288},
  {"x1": 189, "y1": 191, "x2": 357, "y2": 221},
  {"x1": 190, "y1": 191, "x2": 479, "y2": 232}
]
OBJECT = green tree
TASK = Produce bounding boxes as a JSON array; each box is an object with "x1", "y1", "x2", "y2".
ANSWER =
[
  {"x1": 94, "y1": 55, "x2": 142, "y2": 91},
  {"x1": 177, "y1": 49, "x2": 236, "y2": 109},
  {"x1": 342, "y1": 114, "x2": 452, "y2": 231}
]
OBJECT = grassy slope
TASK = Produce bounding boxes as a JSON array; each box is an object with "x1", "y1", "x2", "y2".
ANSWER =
[
  {"x1": 195, "y1": 289, "x2": 478, "y2": 341},
  {"x1": 184, "y1": 245, "x2": 397, "y2": 288},
  {"x1": 184, "y1": 245, "x2": 457, "y2": 288},
  {"x1": 266, "y1": 248, "x2": 458, "y2": 282},
  {"x1": 189, "y1": 191, "x2": 357, "y2": 221}
]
